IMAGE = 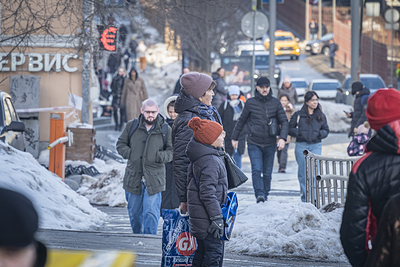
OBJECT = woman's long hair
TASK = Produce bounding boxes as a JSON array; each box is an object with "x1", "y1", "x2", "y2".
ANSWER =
[
  {"x1": 303, "y1": 91, "x2": 323, "y2": 122},
  {"x1": 129, "y1": 68, "x2": 138, "y2": 81}
]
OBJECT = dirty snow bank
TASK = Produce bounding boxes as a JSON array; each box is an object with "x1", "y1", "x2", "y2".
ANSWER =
[
  {"x1": 0, "y1": 142, "x2": 106, "y2": 230},
  {"x1": 226, "y1": 201, "x2": 347, "y2": 263}
]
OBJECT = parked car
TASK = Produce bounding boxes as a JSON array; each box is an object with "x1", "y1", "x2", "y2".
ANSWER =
[
  {"x1": 342, "y1": 74, "x2": 386, "y2": 94},
  {"x1": 290, "y1": 78, "x2": 308, "y2": 103},
  {"x1": 305, "y1": 33, "x2": 334, "y2": 56},
  {"x1": 308, "y1": 79, "x2": 342, "y2": 100},
  {"x1": 264, "y1": 30, "x2": 301, "y2": 60},
  {"x1": 0, "y1": 91, "x2": 26, "y2": 151},
  {"x1": 241, "y1": 51, "x2": 282, "y2": 85}
]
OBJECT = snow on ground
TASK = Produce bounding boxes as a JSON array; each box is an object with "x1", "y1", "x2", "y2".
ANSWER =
[
  {"x1": 320, "y1": 100, "x2": 353, "y2": 133},
  {"x1": 0, "y1": 142, "x2": 106, "y2": 231}
]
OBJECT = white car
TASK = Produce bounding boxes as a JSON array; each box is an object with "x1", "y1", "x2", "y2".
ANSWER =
[
  {"x1": 308, "y1": 79, "x2": 342, "y2": 100},
  {"x1": 342, "y1": 74, "x2": 386, "y2": 94},
  {"x1": 290, "y1": 78, "x2": 308, "y2": 103}
]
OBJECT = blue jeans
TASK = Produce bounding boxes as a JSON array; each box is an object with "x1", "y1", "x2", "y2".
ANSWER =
[
  {"x1": 295, "y1": 142, "x2": 322, "y2": 202},
  {"x1": 125, "y1": 181, "x2": 161, "y2": 234},
  {"x1": 233, "y1": 149, "x2": 242, "y2": 169},
  {"x1": 310, "y1": 33, "x2": 317, "y2": 41},
  {"x1": 247, "y1": 143, "x2": 276, "y2": 199}
]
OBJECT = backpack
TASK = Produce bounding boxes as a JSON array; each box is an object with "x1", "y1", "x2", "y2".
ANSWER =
[
  {"x1": 127, "y1": 119, "x2": 168, "y2": 149},
  {"x1": 334, "y1": 44, "x2": 339, "y2": 51},
  {"x1": 347, "y1": 133, "x2": 369, "y2": 156},
  {"x1": 361, "y1": 94, "x2": 369, "y2": 108}
]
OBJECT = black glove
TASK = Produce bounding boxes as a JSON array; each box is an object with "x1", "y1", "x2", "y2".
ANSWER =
[{"x1": 207, "y1": 215, "x2": 224, "y2": 239}]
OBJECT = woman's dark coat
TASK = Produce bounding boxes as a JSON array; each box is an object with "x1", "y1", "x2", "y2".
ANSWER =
[
  {"x1": 186, "y1": 138, "x2": 228, "y2": 240},
  {"x1": 172, "y1": 89, "x2": 222, "y2": 203},
  {"x1": 289, "y1": 105, "x2": 329, "y2": 144},
  {"x1": 218, "y1": 100, "x2": 247, "y2": 155},
  {"x1": 349, "y1": 87, "x2": 370, "y2": 136},
  {"x1": 231, "y1": 89, "x2": 288, "y2": 147},
  {"x1": 211, "y1": 72, "x2": 227, "y2": 109},
  {"x1": 340, "y1": 119, "x2": 400, "y2": 267}
]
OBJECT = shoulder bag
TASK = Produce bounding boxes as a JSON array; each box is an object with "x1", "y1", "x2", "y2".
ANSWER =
[{"x1": 224, "y1": 152, "x2": 248, "y2": 190}]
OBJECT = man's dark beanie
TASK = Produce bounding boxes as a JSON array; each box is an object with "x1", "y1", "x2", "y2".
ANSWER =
[
  {"x1": 257, "y1": 77, "x2": 270, "y2": 87},
  {"x1": 351, "y1": 81, "x2": 363, "y2": 95},
  {"x1": 0, "y1": 187, "x2": 39, "y2": 247}
]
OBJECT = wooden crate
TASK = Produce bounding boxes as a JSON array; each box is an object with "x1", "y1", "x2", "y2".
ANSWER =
[{"x1": 66, "y1": 127, "x2": 96, "y2": 163}]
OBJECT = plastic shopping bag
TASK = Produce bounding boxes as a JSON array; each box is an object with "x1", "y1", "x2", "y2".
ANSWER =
[
  {"x1": 220, "y1": 191, "x2": 238, "y2": 241},
  {"x1": 161, "y1": 208, "x2": 197, "y2": 267}
]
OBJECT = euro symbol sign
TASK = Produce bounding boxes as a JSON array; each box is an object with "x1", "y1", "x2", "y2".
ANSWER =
[{"x1": 101, "y1": 26, "x2": 117, "y2": 51}]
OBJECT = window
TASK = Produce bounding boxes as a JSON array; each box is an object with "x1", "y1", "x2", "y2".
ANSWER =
[
  {"x1": 360, "y1": 77, "x2": 385, "y2": 90},
  {"x1": 311, "y1": 82, "x2": 341, "y2": 90},
  {"x1": 255, "y1": 55, "x2": 269, "y2": 66},
  {"x1": 276, "y1": 35, "x2": 293, "y2": 41},
  {"x1": 292, "y1": 81, "x2": 308, "y2": 88},
  {"x1": 4, "y1": 98, "x2": 17, "y2": 125}
]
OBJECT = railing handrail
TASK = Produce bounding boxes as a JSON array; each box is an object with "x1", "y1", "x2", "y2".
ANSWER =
[
  {"x1": 316, "y1": 174, "x2": 349, "y2": 182},
  {"x1": 303, "y1": 150, "x2": 361, "y2": 162}
]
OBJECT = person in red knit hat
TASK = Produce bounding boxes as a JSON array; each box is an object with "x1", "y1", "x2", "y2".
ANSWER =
[
  {"x1": 341, "y1": 88, "x2": 400, "y2": 267},
  {"x1": 186, "y1": 117, "x2": 227, "y2": 266}
]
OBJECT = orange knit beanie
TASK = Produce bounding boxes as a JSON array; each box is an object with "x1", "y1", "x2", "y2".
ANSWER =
[{"x1": 188, "y1": 117, "x2": 223, "y2": 145}]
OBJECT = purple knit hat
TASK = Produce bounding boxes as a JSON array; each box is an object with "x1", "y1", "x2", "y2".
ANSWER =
[{"x1": 180, "y1": 72, "x2": 213, "y2": 99}]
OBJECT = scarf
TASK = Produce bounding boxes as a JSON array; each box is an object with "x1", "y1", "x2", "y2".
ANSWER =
[
  {"x1": 190, "y1": 103, "x2": 222, "y2": 123},
  {"x1": 229, "y1": 100, "x2": 242, "y2": 121}
]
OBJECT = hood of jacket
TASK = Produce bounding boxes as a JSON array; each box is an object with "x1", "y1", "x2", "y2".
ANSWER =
[
  {"x1": 211, "y1": 72, "x2": 219, "y2": 80},
  {"x1": 254, "y1": 87, "x2": 273, "y2": 102},
  {"x1": 355, "y1": 87, "x2": 371, "y2": 98},
  {"x1": 163, "y1": 95, "x2": 178, "y2": 119},
  {"x1": 186, "y1": 137, "x2": 224, "y2": 163},
  {"x1": 175, "y1": 88, "x2": 202, "y2": 113},
  {"x1": 281, "y1": 83, "x2": 294, "y2": 91},
  {"x1": 366, "y1": 119, "x2": 400, "y2": 154}
]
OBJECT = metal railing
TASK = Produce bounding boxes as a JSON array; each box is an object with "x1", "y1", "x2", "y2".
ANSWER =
[{"x1": 304, "y1": 150, "x2": 360, "y2": 208}]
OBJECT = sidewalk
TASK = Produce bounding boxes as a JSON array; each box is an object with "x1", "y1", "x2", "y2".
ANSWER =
[{"x1": 305, "y1": 53, "x2": 349, "y2": 82}]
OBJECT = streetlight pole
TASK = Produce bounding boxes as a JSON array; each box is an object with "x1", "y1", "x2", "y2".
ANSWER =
[
  {"x1": 350, "y1": 0, "x2": 360, "y2": 85},
  {"x1": 269, "y1": 0, "x2": 276, "y2": 94}
]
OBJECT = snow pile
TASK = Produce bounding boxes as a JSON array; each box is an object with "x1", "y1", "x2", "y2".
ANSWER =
[
  {"x1": 146, "y1": 43, "x2": 180, "y2": 69},
  {"x1": 78, "y1": 168, "x2": 127, "y2": 207},
  {"x1": 0, "y1": 142, "x2": 106, "y2": 230},
  {"x1": 227, "y1": 201, "x2": 347, "y2": 262},
  {"x1": 145, "y1": 60, "x2": 181, "y2": 92},
  {"x1": 320, "y1": 100, "x2": 353, "y2": 133}
]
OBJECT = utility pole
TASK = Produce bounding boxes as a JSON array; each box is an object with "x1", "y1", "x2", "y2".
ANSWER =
[
  {"x1": 306, "y1": 0, "x2": 310, "y2": 40},
  {"x1": 318, "y1": 0, "x2": 322, "y2": 38},
  {"x1": 350, "y1": 0, "x2": 360, "y2": 86},
  {"x1": 81, "y1": 0, "x2": 91, "y2": 124},
  {"x1": 269, "y1": 0, "x2": 276, "y2": 94}
]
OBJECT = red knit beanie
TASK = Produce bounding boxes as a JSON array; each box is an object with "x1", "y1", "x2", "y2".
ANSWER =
[
  {"x1": 188, "y1": 117, "x2": 223, "y2": 145},
  {"x1": 366, "y1": 88, "x2": 400, "y2": 130}
]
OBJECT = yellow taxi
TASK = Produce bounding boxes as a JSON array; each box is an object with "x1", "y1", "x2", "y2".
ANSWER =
[{"x1": 264, "y1": 30, "x2": 300, "y2": 60}]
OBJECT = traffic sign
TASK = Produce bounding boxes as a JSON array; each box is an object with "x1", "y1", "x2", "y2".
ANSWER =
[
  {"x1": 385, "y1": 22, "x2": 399, "y2": 30},
  {"x1": 384, "y1": 8, "x2": 400, "y2": 23},
  {"x1": 98, "y1": 25, "x2": 118, "y2": 52},
  {"x1": 241, "y1": 11, "x2": 269, "y2": 39}
]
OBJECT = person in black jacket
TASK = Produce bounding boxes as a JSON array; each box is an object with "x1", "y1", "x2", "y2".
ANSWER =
[
  {"x1": 231, "y1": 77, "x2": 288, "y2": 203},
  {"x1": 172, "y1": 72, "x2": 222, "y2": 213},
  {"x1": 161, "y1": 95, "x2": 180, "y2": 210},
  {"x1": 218, "y1": 85, "x2": 246, "y2": 168},
  {"x1": 289, "y1": 91, "x2": 329, "y2": 202},
  {"x1": 344, "y1": 82, "x2": 370, "y2": 138},
  {"x1": 340, "y1": 89, "x2": 400, "y2": 267},
  {"x1": 173, "y1": 67, "x2": 190, "y2": 95},
  {"x1": 111, "y1": 67, "x2": 126, "y2": 131},
  {"x1": 186, "y1": 117, "x2": 227, "y2": 267},
  {"x1": 211, "y1": 68, "x2": 227, "y2": 109}
]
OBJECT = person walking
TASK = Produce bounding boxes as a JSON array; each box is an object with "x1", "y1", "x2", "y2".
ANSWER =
[
  {"x1": 340, "y1": 89, "x2": 400, "y2": 267},
  {"x1": 309, "y1": 19, "x2": 318, "y2": 41},
  {"x1": 329, "y1": 39, "x2": 336, "y2": 68},
  {"x1": 172, "y1": 72, "x2": 222, "y2": 213},
  {"x1": 111, "y1": 67, "x2": 126, "y2": 131},
  {"x1": 161, "y1": 95, "x2": 180, "y2": 210},
  {"x1": 218, "y1": 85, "x2": 246, "y2": 168},
  {"x1": 129, "y1": 37, "x2": 138, "y2": 66},
  {"x1": 121, "y1": 67, "x2": 148, "y2": 122},
  {"x1": 289, "y1": 91, "x2": 329, "y2": 202},
  {"x1": 231, "y1": 77, "x2": 289, "y2": 203},
  {"x1": 136, "y1": 41, "x2": 147, "y2": 73},
  {"x1": 344, "y1": 82, "x2": 370, "y2": 138},
  {"x1": 186, "y1": 117, "x2": 227, "y2": 267},
  {"x1": 277, "y1": 94, "x2": 295, "y2": 173},
  {"x1": 116, "y1": 99, "x2": 173, "y2": 235},
  {"x1": 278, "y1": 76, "x2": 298, "y2": 106},
  {"x1": 211, "y1": 67, "x2": 227, "y2": 109},
  {"x1": 173, "y1": 67, "x2": 190, "y2": 95}
]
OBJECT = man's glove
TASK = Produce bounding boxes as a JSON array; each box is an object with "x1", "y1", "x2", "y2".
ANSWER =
[{"x1": 207, "y1": 215, "x2": 224, "y2": 239}]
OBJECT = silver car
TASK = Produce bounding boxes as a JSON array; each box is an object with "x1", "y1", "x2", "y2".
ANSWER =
[
  {"x1": 290, "y1": 78, "x2": 308, "y2": 103},
  {"x1": 305, "y1": 33, "x2": 334, "y2": 56},
  {"x1": 308, "y1": 79, "x2": 342, "y2": 100}
]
